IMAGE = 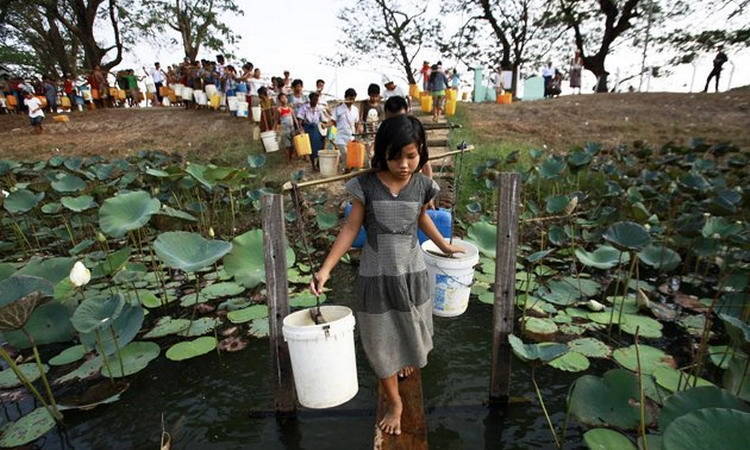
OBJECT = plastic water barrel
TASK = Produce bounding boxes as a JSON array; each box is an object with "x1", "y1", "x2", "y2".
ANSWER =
[
  {"x1": 294, "y1": 133, "x2": 312, "y2": 156},
  {"x1": 421, "y1": 238, "x2": 479, "y2": 317},
  {"x1": 420, "y1": 95, "x2": 433, "y2": 113},
  {"x1": 344, "y1": 205, "x2": 452, "y2": 248},
  {"x1": 261, "y1": 130, "x2": 279, "y2": 152},
  {"x1": 445, "y1": 99, "x2": 457, "y2": 116},
  {"x1": 346, "y1": 141, "x2": 366, "y2": 169},
  {"x1": 409, "y1": 84, "x2": 420, "y2": 98},
  {"x1": 282, "y1": 305, "x2": 358, "y2": 409}
]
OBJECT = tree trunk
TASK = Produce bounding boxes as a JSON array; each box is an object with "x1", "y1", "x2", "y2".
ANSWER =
[
  {"x1": 510, "y1": 63, "x2": 520, "y2": 97},
  {"x1": 584, "y1": 54, "x2": 608, "y2": 93}
]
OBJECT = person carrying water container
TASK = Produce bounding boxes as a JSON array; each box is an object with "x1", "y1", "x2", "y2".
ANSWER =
[
  {"x1": 310, "y1": 114, "x2": 463, "y2": 435},
  {"x1": 428, "y1": 64, "x2": 449, "y2": 122},
  {"x1": 332, "y1": 88, "x2": 360, "y2": 172}
]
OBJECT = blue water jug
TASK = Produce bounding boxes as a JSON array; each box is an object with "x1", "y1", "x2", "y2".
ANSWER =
[{"x1": 343, "y1": 204, "x2": 452, "y2": 249}]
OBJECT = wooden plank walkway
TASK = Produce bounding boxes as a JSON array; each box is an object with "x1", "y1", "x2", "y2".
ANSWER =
[{"x1": 373, "y1": 369, "x2": 428, "y2": 450}]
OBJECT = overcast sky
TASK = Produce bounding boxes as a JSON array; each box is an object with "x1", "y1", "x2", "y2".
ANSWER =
[{"x1": 118, "y1": 0, "x2": 748, "y2": 98}]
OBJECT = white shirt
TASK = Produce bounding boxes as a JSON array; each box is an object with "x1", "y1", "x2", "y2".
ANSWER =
[
  {"x1": 333, "y1": 103, "x2": 359, "y2": 145},
  {"x1": 25, "y1": 97, "x2": 44, "y2": 118},
  {"x1": 248, "y1": 78, "x2": 264, "y2": 96},
  {"x1": 542, "y1": 67, "x2": 555, "y2": 77},
  {"x1": 151, "y1": 68, "x2": 165, "y2": 84},
  {"x1": 383, "y1": 85, "x2": 406, "y2": 100}
]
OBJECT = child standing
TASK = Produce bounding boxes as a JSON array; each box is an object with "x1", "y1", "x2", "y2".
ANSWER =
[
  {"x1": 276, "y1": 93, "x2": 295, "y2": 162},
  {"x1": 332, "y1": 88, "x2": 360, "y2": 172},
  {"x1": 310, "y1": 115, "x2": 463, "y2": 435},
  {"x1": 23, "y1": 91, "x2": 44, "y2": 134},
  {"x1": 428, "y1": 64, "x2": 449, "y2": 122}
]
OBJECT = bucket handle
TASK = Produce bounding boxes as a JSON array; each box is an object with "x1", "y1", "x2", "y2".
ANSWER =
[{"x1": 434, "y1": 263, "x2": 475, "y2": 288}]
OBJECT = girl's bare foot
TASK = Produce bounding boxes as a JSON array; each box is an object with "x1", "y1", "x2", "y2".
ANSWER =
[
  {"x1": 398, "y1": 366, "x2": 415, "y2": 379},
  {"x1": 378, "y1": 397, "x2": 403, "y2": 435}
]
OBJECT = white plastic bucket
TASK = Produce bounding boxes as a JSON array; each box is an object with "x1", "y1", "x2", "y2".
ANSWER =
[
  {"x1": 227, "y1": 97, "x2": 239, "y2": 111},
  {"x1": 318, "y1": 150, "x2": 339, "y2": 177},
  {"x1": 251, "y1": 106, "x2": 261, "y2": 122},
  {"x1": 421, "y1": 238, "x2": 480, "y2": 317},
  {"x1": 194, "y1": 91, "x2": 207, "y2": 105},
  {"x1": 282, "y1": 305, "x2": 358, "y2": 409},
  {"x1": 237, "y1": 101, "x2": 249, "y2": 118},
  {"x1": 261, "y1": 130, "x2": 279, "y2": 152},
  {"x1": 182, "y1": 87, "x2": 194, "y2": 101}
]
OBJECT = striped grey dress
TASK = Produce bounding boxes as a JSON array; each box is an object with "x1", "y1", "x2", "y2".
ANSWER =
[{"x1": 345, "y1": 172, "x2": 440, "y2": 379}]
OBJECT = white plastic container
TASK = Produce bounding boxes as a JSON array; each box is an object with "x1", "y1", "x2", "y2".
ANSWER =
[
  {"x1": 227, "y1": 97, "x2": 239, "y2": 111},
  {"x1": 261, "y1": 130, "x2": 279, "y2": 152},
  {"x1": 194, "y1": 91, "x2": 207, "y2": 105},
  {"x1": 251, "y1": 106, "x2": 261, "y2": 122},
  {"x1": 318, "y1": 150, "x2": 339, "y2": 176},
  {"x1": 236, "y1": 101, "x2": 249, "y2": 117},
  {"x1": 421, "y1": 238, "x2": 480, "y2": 317},
  {"x1": 282, "y1": 305, "x2": 358, "y2": 409},
  {"x1": 182, "y1": 87, "x2": 194, "y2": 101},
  {"x1": 173, "y1": 83, "x2": 184, "y2": 98},
  {"x1": 205, "y1": 84, "x2": 217, "y2": 97}
]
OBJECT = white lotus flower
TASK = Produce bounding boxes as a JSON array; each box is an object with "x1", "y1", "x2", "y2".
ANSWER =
[
  {"x1": 208, "y1": 227, "x2": 215, "y2": 238},
  {"x1": 0, "y1": 190, "x2": 8, "y2": 198},
  {"x1": 587, "y1": 300, "x2": 605, "y2": 311},
  {"x1": 69, "y1": 261, "x2": 91, "y2": 287}
]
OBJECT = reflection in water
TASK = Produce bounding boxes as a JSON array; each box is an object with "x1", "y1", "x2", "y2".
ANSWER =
[{"x1": 24, "y1": 263, "x2": 589, "y2": 449}]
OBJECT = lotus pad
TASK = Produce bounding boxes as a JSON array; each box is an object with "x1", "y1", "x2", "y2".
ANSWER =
[
  {"x1": 99, "y1": 191, "x2": 161, "y2": 237},
  {"x1": 568, "y1": 338, "x2": 611, "y2": 358},
  {"x1": 166, "y1": 336, "x2": 217, "y2": 361},
  {"x1": 638, "y1": 245, "x2": 682, "y2": 271},
  {"x1": 522, "y1": 317, "x2": 558, "y2": 335},
  {"x1": 548, "y1": 351, "x2": 590, "y2": 372},
  {"x1": 575, "y1": 245, "x2": 629, "y2": 269},
  {"x1": 662, "y1": 408, "x2": 750, "y2": 450},
  {"x1": 652, "y1": 366, "x2": 714, "y2": 392},
  {"x1": 0, "y1": 407, "x2": 56, "y2": 447},
  {"x1": 603, "y1": 221, "x2": 651, "y2": 251},
  {"x1": 568, "y1": 368, "x2": 651, "y2": 430},
  {"x1": 0, "y1": 363, "x2": 48, "y2": 388},
  {"x1": 613, "y1": 344, "x2": 675, "y2": 375},
  {"x1": 582, "y1": 428, "x2": 636, "y2": 450},
  {"x1": 227, "y1": 304, "x2": 268, "y2": 324},
  {"x1": 223, "y1": 229, "x2": 294, "y2": 288},
  {"x1": 101, "y1": 341, "x2": 160, "y2": 378},
  {"x1": 153, "y1": 232, "x2": 232, "y2": 272},
  {"x1": 659, "y1": 385, "x2": 750, "y2": 431},
  {"x1": 49, "y1": 345, "x2": 86, "y2": 366},
  {"x1": 508, "y1": 334, "x2": 567, "y2": 363}
]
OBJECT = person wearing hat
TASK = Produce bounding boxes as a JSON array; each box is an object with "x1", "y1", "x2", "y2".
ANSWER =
[{"x1": 383, "y1": 78, "x2": 408, "y2": 105}]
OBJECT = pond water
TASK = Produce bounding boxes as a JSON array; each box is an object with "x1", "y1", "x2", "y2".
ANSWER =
[{"x1": 6, "y1": 264, "x2": 589, "y2": 449}]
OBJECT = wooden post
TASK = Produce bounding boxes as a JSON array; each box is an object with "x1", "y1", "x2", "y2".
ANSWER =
[
  {"x1": 489, "y1": 172, "x2": 521, "y2": 405},
  {"x1": 262, "y1": 194, "x2": 297, "y2": 415}
]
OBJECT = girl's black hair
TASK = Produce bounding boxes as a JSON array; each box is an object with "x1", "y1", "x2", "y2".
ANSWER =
[
  {"x1": 258, "y1": 86, "x2": 267, "y2": 97},
  {"x1": 372, "y1": 115, "x2": 428, "y2": 171},
  {"x1": 292, "y1": 79, "x2": 303, "y2": 88}
]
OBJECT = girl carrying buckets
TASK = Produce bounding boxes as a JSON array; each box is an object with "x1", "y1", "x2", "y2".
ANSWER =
[{"x1": 310, "y1": 115, "x2": 463, "y2": 436}]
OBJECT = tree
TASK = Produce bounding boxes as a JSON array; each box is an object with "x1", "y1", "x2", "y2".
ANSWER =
[
  {"x1": 40, "y1": 0, "x2": 134, "y2": 71},
  {"x1": 136, "y1": 0, "x2": 243, "y2": 62},
  {"x1": 552, "y1": 0, "x2": 644, "y2": 92},
  {"x1": 0, "y1": 0, "x2": 81, "y2": 77},
  {"x1": 329, "y1": 0, "x2": 439, "y2": 85},
  {"x1": 439, "y1": 0, "x2": 559, "y2": 96}
]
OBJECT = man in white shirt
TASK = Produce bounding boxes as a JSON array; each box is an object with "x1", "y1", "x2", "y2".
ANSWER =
[
  {"x1": 383, "y1": 79, "x2": 408, "y2": 104},
  {"x1": 542, "y1": 61, "x2": 555, "y2": 97},
  {"x1": 143, "y1": 62, "x2": 166, "y2": 105},
  {"x1": 332, "y1": 88, "x2": 360, "y2": 171},
  {"x1": 24, "y1": 91, "x2": 44, "y2": 133}
]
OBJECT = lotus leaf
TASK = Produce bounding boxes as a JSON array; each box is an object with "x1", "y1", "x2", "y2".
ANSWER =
[
  {"x1": 154, "y1": 232, "x2": 232, "y2": 272},
  {"x1": 582, "y1": 428, "x2": 636, "y2": 450},
  {"x1": 508, "y1": 334, "x2": 567, "y2": 363},
  {"x1": 290, "y1": 292, "x2": 327, "y2": 308},
  {"x1": 548, "y1": 351, "x2": 590, "y2": 372},
  {"x1": 51, "y1": 173, "x2": 86, "y2": 192},
  {"x1": 568, "y1": 368, "x2": 650, "y2": 430},
  {"x1": 702, "y1": 216, "x2": 743, "y2": 239},
  {"x1": 185, "y1": 162, "x2": 215, "y2": 189},
  {"x1": 545, "y1": 195, "x2": 570, "y2": 214},
  {"x1": 227, "y1": 304, "x2": 268, "y2": 324},
  {"x1": 638, "y1": 245, "x2": 681, "y2": 271},
  {"x1": 613, "y1": 344, "x2": 674, "y2": 375},
  {"x1": 568, "y1": 338, "x2": 611, "y2": 358},
  {"x1": 678, "y1": 314, "x2": 706, "y2": 337},
  {"x1": 80, "y1": 302, "x2": 144, "y2": 355},
  {"x1": 71, "y1": 294, "x2": 125, "y2": 334},
  {"x1": 659, "y1": 386, "x2": 750, "y2": 432},
  {"x1": 49, "y1": 344, "x2": 86, "y2": 366},
  {"x1": 61, "y1": 195, "x2": 96, "y2": 212},
  {"x1": 247, "y1": 154, "x2": 267, "y2": 168},
  {"x1": 0, "y1": 275, "x2": 53, "y2": 308},
  {"x1": 69, "y1": 239, "x2": 95, "y2": 256},
  {"x1": 679, "y1": 173, "x2": 711, "y2": 191},
  {"x1": 708, "y1": 345, "x2": 745, "y2": 369},
  {"x1": 157, "y1": 205, "x2": 197, "y2": 222},
  {"x1": 41, "y1": 202, "x2": 62, "y2": 214},
  {"x1": 55, "y1": 356, "x2": 103, "y2": 384},
  {"x1": 724, "y1": 354, "x2": 750, "y2": 401},
  {"x1": 3, "y1": 189, "x2": 44, "y2": 213},
  {"x1": 0, "y1": 263, "x2": 17, "y2": 281},
  {"x1": 575, "y1": 245, "x2": 629, "y2": 269},
  {"x1": 15, "y1": 257, "x2": 75, "y2": 285},
  {"x1": 178, "y1": 317, "x2": 221, "y2": 337},
  {"x1": 466, "y1": 221, "x2": 497, "y2": 258},
  {"x1": 100, "y1": 341, "x2": 160, "y2": 377},
  {"x1": 99, "y1": 191, "x2": 161, "y2": 237},
  {"x1": 548, "y1": 225, "x2": 568, "y2": 246},
  {"x1": 90, "y1": 247, "x2": 131, "y2": 278},
  {"x1": 217, "y1": 297, "x2": 252, "y2": 311},
  {"x1": 662, "y1": 408, "x2": 750, "y2": 450},
  {"x1": 567, "y1": 150, "x2": 593, "y2": 169},
  {"x1": 466, "y1": 201, "x2": 482, "y2": 213},
  {"x1": 200, "y1": 282, "x2": 245, "y2": 299},
  {"x1": 522, "y1": 317, "x2": 558, "y2": 335},
  {"x1": 720, "y1": 314, "x2": 750, "y2": 352},
  {"x1": 316, "y1": 211, "x2": 338, "y2": 230},
  {"x1": 539, "y1": 156, "x2": 566, "y2": 179},
  {"x1": 603, "y1": 221, "x2": 651, "y2": 251},
  {"x1": 223, "y1": 229, "x2": 294, "y2": 288},
  {"x1": 166, "y1": 336, "x2": 217, "y2": 361},
  {"x1": 248, "y1": 318, "x2": 269, "y2": 338},
  {"x1": 653, "y1": 366, "x2": 713, "y2": 392},
  {"x1": 143, "y1": 316, "x2": 191, "y2": 338},
  {"x1": 619, "y1": 314, "x2": 664, "y2": 338},
  {"x1": 0, "y1": 407, "x2": 56, "y2": 447},
  {"x1": 1, "y1": 302, "x2": 75, "y2": 349},
  {"x1": 0, "y1": 363, "x2": 48, "y2": 388}
]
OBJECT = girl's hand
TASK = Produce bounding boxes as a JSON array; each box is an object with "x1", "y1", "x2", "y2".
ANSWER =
[
  {"x1": 310, "y1": 270, "x2": 330, "y2": 296},
  {"x1": 441, "y1": 243, "x2": 465, "y2": 256}
]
